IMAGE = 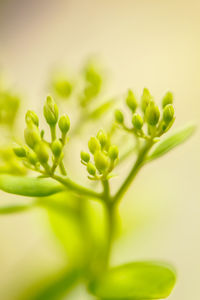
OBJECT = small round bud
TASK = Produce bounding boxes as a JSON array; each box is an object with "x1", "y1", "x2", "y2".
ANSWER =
[
  {"x1": 87, "y1": 162, "x2": 96, "y2": 176},
  {"x1": 97, "y1": 129, "x2": 107, "y2": 148},
  {"x1": 88, "y1": 137, "x2": 101, "y2": 154},
  {"x1": 162, "y1": 92, "x2": 173, "y2": 108},
  {"x1": 13, "y1": 146, "x2": 26, "y2": 158},
  {"x1": 58, "y1": 114, "x2": 70, "y2": 134},
  {"x1": 132, "y1": 113, "x2": 143, "y2": 130},
  {"x1": 25, "y1": 110, "x2": 39, "y2": 127},
  {"x1": 141, "y1": 88, "x2": 152, "y2": 113},
  {"x1": 163, "y1": 104, "x2": 174, "y2": 124},
  {"x1": 94, "y1": 151, "x2": 109, "y2": 173},
  {"x1": 108, "y1": 145, "x2": 119, "y2": 161},
  {"x1": 115, "y1": 109, "x2": 124, "y2": 124},
  {"x1": 145, "y1": 102, "x2": 160, "y2": 126},
  {"x1": 35, "y1": 142, "x2": 49, "y2": 164},
  {"x1": 24, "y1": 124, "x2": 41, "y2": 149},
  {"x1": 126, "y1": 90, "x2": 137, "y2": 112},
  {"x1": 52, "y1": 139, "x2": 62, "y2": 157},
  {"x1": 27, "y1": 150, "x2": 38, "y2": 165},
  {"x1": 53, "y1": 79, "x2": 72, "y2": 98},
  {"x1": 81, "y1": 151, "x2": 90, "y2": 163},
  {"x1": 43, "y1": 96, "x2": 59, "y2": 126}
]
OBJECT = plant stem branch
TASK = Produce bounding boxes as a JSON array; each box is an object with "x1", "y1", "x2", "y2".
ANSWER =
[
  {"x1": 52, "y1": 173, "x2": 103, "y2": 201},
  {"x1": 113, "y1": 139, "x2": 154, "y2": 205}
]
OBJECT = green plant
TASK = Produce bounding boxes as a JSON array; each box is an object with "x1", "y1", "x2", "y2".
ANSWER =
[{"x1": 0, "y1": 69, "x2": 196, "y2": 299}]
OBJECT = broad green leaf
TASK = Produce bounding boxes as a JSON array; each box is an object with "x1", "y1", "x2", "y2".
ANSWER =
[
  {"x1": 148, "y1": 123, "x2": 196, "y2": 161},
  {"x1": 0, "y1": 175, "x2": 64, "y2": 197},
  {"x1": 0, "y1": 204, "x2": 33, "y2": 214},
  {"x1": 19, "y1": 267, "x2": 82, "y2": 300},
  {"x1": 42, "y1": 192, "x2": 86, "y2": 261},
  {"x1": 89, "y1": 261, "x2": 176, "y2": 299}
]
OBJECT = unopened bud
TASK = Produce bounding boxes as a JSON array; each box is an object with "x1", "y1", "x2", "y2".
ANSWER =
[
  {"x1": 126, "y1": 90, "x2": 137, "y2": 112},
  {"x1": 13, "y1": 146, "x2": 26, "y2": 158},
  {"x1": 27, "y1": 150, "x2": 38, "y2": 165},
  {"x1": 141, "y1": 88, "x2": 152, "y2": 113},
  {"x1": 35, "y1": 142, "x2": 49, "y2": 164},
  {"x1": 25, "y1": 110, "x2": 39, "y2": 127},
  {"x1": 88, "y1": 137, "x2": 101, "y2": 154},
  {"x1": 58, "y1": 114, "x2": 70, "y2": 134},
  {"x1": 162, "y1": 92, "x2": 173, "y2": 108},
  {"x1": 115, "y1": 109, "x2": 124, "y2": 124},
  {"x1": 24, "y1": 124, "x2": 41, "y2": 149},
  {"x1": 94, "y1": 151, "x2": 109, "y2": 173},
  {"x1": 108, "y1": 145, "x2": 119, "y2": 161},
  {"x1": 87, "y1": 162, "x2": 96, "y2": 176},
  {"x1": 145, "y1": 102, "x2": 160, "y2": 126},
  {"x1": 132, "y1": 113, "x2": 143, "y2": 130},
  {"x1": 81, "y1": 151, "x2": 90, "y2": 163},
  {"x1": 97, "y1": 129, "x2": 107, "y2": 148},
  {"x1": 52, "y1": 139, "x2": 62, "y2": 157},
  {"x1": 43, "y1": 96, "x2": 59, "y2": 125},
  {"x1": 163, "y1": 104, "x2": 174, "y2": 124}
]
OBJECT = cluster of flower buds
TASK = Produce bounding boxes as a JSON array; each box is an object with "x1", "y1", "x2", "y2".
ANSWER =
[
  {"x1": 13, "y1": 96, "x2": 70, "y2": 175},
  {"x1": 115, "y1": 88, "x2": 175, "y2": 139},
  {"x1": 81, "y1": 129, "x2": 119, "y2": 180}
]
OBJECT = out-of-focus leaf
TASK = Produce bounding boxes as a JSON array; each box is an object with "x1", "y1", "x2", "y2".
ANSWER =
[
  {"x1": 89, "y1": 261, "x2": 176, "y2": 299},
  {"x1": 148, "y1": 123, "x2": 196, "y2": 161},
  {"x1": 19, "y1": 267, "x2": 82, "y2": 300},
  {"x1": 0, "y1": 175, "x2": 64, "y2": 197},
  {"x1": 42, "y1": 192, "x2": 86, "y2": 261},
  {"x1": 0, "y1": 204, "x2": 33, "y2": 214},
  {"x1": 88, "y1": 99, "x2": 116, "y2": 120}
]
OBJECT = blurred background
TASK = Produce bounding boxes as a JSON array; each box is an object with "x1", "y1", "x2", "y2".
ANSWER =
[{"x1": 0, "y1": 0, "x2": 200, "y2": 299}]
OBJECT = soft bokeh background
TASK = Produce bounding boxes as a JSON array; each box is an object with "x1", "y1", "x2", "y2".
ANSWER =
[{"x1": 0, "y1": 0, "x2": 200, "y2": 299}]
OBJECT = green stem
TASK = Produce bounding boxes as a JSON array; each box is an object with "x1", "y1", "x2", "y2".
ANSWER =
[
  {"x1": 113, "y1": 139, "x2": 154, "y2": 205},
  {"x1": 52, "y1": 173, "x2": 103, "y2": 201},
  {"x1": 101, "y1": 180, "x2": 115, "y2": 268},
  {"x1": 50, "y1": 124, "x2": 56, "y2": 141},
  {"x1": 59, "y1": 161, "x2": 67, "y2": 175},
  {"x1": 104, "y1": 202, "x2": 116, "y2": 268}
]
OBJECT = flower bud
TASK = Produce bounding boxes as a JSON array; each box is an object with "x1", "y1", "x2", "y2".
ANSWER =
[
  {"x1": 115, "y1": 109, "x2": 124, "y2": 124},
  {"x1": 52, "y1": 139, "x2": 62, "y2": 157},
  {"x1": 163, "y1": 104, "x2": 174, "y2": 124},
  {"x1": 43, "y1": 96, "x2": 59, "y2": 125},
  {"x1": 94, "y1": 151, "x2": 109, "y2": 173},
  {"x1": 87, "y1": 162, "x2": 96, "y2": 176},
  {"x1": 27, "y1": 150, "x2": 38, "y2": 165},
  {"x1": 35, "y1": 142, "x2": 49, "y2": 164},
  {"x1": 58, "y1": 114, "x2": 70, "y2": 135},
  {"x1": 81, "y1": 151, "x2": 90, "y2": 163},
  {"x1": 141, "y1": 88, "x2": 152, "y2": 113},
  {"x1": 145, "y1": 102, "x2": 160, "y2": 126},
  {"x1": 97, "y1": 129, "x2": 107, "y2": 148},
  {"x1": 25, "y1": 110, "x2": 39, "y2": 127},
  {"x1": 13, "y1": 146, "x2": 26, "y2": 158},
  {"x1": 126, "y1": 90, "x2": 137, "y2": 112},
  {"x1": 24, "y1": 124, "x2": 41, "y2": 149},
  {"x1": 132, "y1": 113, "x2": 143, "y2": 130},
  {"x1": 88, "y1": 137, "x2": 101, "y2": 154},
  {"x1": 108, "y1": 145, "x2": 119, "y2": 161},
  {"x1": 162, "y1": 92, "x2": 173, "y2": 108}
]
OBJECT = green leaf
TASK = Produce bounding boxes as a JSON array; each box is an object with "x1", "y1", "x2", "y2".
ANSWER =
[
  {"x1": 0, "y1": 175, "x2": 64, "y2": 197},
  {"x1": 89, "y1": 261, "x2": 176, "y2": 299},
  {"x1": 0, "y1": 204, "x2": 33, "y2": 214},
  {"x1": 88, "y1": 99, "x2": 116, "y2": 119},
  {"x1": 148, "y1": 123, "x2": 196, "y2": 161},
  {"x1": 18, "y1": 267, "x2": 82, "y2": 300}
]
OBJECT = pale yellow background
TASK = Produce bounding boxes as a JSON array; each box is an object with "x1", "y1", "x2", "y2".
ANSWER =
[{"x1": 0, "y1": 0, "x2": 200, "y2": 299}]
